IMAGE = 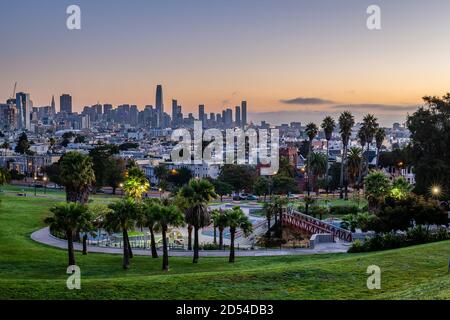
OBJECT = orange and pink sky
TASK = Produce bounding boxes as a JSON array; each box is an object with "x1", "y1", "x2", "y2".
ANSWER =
[{"x1": 2, "y1": 0, "x2": 450, "y2": 125}]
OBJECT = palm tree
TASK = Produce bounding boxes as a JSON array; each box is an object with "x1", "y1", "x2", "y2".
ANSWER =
[
  {"x1": 357, "y1": 127, "x2": 367, "y2": 188},
  {"x1": 375, "y1": 128, "x2": 386, "y2": 167},
  {"x1": 59, "y1": 151, "x2": 96, "y2": 204},
  {"x1": 45, "y1": 202, "x2": 91, "y2": 266},
  {"x1": 309, "y1": 152, "x2": 327, "y2": 190},
  {"x1": 180, "y1": 178, "x2": 217, "y2": 263},
  {"x1": 262, "y1": 202, "x2": 276, "y2": 239},
  {"x1": 362, "y1": 114, "x2": 379, "y2": 176},
  {"x1": 305, "y1": 123, "x2": 319, "y2": 195},
  {"x1": 226, "y1": 207, "x2": 253, "y2": 263},
  {"x1": 212, "y1": 209, "x2": 228, "y2": 249},
  {"x1": 348, "y1": 147, "x2": 362, "y2": 188},
  {"x1": 321, "y1": 116, "x2": 336, "y2": 193},
  {"x1": 138, "y1": 199, "x2": 161, "y2": 258},
  {"x1": 338, "y1": 111, "x2": 355, "y2": 200},
  {"x1": 123, "y1": 176, "x2": 150, "y2": 201},
  {"x1": 153, "y1": 203, "x2": 184, "y2": 271},
  {"x1": 103, "y1": 198, "x2": 139, "y2": 269}
]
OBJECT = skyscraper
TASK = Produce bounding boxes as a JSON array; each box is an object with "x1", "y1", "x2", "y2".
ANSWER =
[
  {"x1": 155, "y1": 85, "x2": 164, "y2": 128},
  {"x1": 16, "y1": 92, "x2": 32, "y2": 130},
  {"x1": 60, "y1": 94, "x2": 72, "y2": 114},
  {"x1": 241, "y1": 101, "x2": 247, "y2": 127},
  {"x1": 51, "y1": 95, "x2": 56, "y2": 115},
  {"x1": 235, "y1": 106, "x2": 241, "y2": 126},
  {"x1": 198, "y1": 104, "x2": 205, "y2": 124}
]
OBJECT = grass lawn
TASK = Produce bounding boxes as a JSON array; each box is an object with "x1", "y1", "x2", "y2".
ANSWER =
[{"x1": 0, "y1": 190, "x2": 449, "y2": 300}]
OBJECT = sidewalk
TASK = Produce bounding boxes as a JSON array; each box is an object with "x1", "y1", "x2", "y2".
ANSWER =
[{"x1": 31, "y1": 227, "x2": 350, "y2": 257}]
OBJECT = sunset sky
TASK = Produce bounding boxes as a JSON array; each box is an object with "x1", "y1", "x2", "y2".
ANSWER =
[{"x1": 2, "y1": 0, "x2": 450, "y2": 125}]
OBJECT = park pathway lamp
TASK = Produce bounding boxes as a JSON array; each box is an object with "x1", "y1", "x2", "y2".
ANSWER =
[
  {"x1": 43, "y1": 176, "x2": 47, "y2": 194},
  {"x1": 431, "y1": 185, "x2": 442, "y2": 199},
  {"x1": 33, "y1": 175, "x2": 37, "y2": 196},
  {"x1": 159, "y1": 187, "x2": 162, "y2": 198},
  {"x1": 119, "y1": 183, "x2": 124, "y2": 197}
]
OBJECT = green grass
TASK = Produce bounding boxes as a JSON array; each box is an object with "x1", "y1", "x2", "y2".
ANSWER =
[{"x1": 0, "y1": 191, "x2": 449, "y2": 300}]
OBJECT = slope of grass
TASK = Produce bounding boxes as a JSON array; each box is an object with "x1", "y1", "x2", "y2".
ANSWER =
[{"x1": 0, "y1": 192, "x2": 448, "y2": 300}]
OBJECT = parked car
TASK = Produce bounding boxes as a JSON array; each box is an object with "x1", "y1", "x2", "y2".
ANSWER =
[{"x1": 246, "y1": 195, "x2": 258, "y2": 201}]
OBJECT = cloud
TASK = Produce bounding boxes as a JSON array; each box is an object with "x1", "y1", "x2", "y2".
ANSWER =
[
  {"x1": 280, "y1": 97, "x2": 335, "y2": 105},
  {"x1": 331, "y1": 104, "x2": 417, "y2": 112}
]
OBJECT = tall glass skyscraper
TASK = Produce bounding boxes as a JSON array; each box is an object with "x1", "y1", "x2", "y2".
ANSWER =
[
  {"x1": 155, "y1": 85, "x2": 164, "y2": 128},
  {"x1": 241, "y1": 101, "x2": 247, "y2": 127},
  {"x1": 60, "y1": 94, "x2": 72, "y2": 114}
]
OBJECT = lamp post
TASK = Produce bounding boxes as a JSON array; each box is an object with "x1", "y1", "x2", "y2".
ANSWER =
[
  {"x1": 33, "y1": 175, "x2": 37, "y2": 196},
  {"x1": 431, "y1": 185, "x2": 441, "y2": 200},
  {"x1": 43, "y1": 176, "x2": 47, "y2": 194},
  {"x1": 158, "y1": 188, "x2": 162, "y2": 199},
  {"x1": 119, "y1": 183, "x2": 124, "y2": 198}
]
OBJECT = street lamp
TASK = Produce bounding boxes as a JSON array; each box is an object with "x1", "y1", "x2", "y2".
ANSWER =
[
  {"x1": 119, "y1": 183, "x2": 124, "y2": 198},
  {"x1": 158, "y1": 188, "x2": 162, "y2": 198},
  {"x1": 33, "y1": 176, "x2": 37, "y2": 196},
  {"x1": 431, "y1": 185, "x2": 442, "y2": 199},
  {"x1": 43, "y1": 176, "x2": 47, "y2": 194}
]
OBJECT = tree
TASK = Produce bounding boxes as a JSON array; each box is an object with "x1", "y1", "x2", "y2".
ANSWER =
[
  {"x1": 263, "y1": 201, "x2": 277, "y2": 239},
  {"x1": 210, "y1": 179, "x2": 233, "y2": 202},
  {"x1": 303, "y1": 195, "x2": 315, "y2": 216},
  {"x1": 305, "y1": 123, "x2": 319, "y2": 195},
  {"x1": 225, "y1": 207, "x2": 253, "y2": 263},
  {"x1": 338, "y1": 111, "x2": 355, "y2": 199},
  {"x1": 138, "y1": 199, "x2": 161, "y2": 258},
  {"x1": 321, "y1": 116, "x2": 336, "y2": 193},
  {"x1": 407, "y1": 94, "x2": 450, "y2": 196},
  {"x1": 362, "y1": 114, "x2": 379, "y2": 176},
  {"x1": 309, "y1": 152, "x2": 327, "y2": 190},
  {"x1": 15, "y1": 132, "x2": 30, "y2": 155},
  {"x1": 218, "y1": 165, "x2": 256, "y2": 193},
  {"x1": 272, "y1": 175, "x2": 298, "y2": 195},
  {"x1": 0, "y1": 168, "x2": 10, "y2": 185},
  {"x1": 61, "y1": 132, "x2": 75, "y2": 147},
  {"x1": 369, "y1": 194, "x2": 448, "y2": 233},
  {"x1": 375, "y1": 128, "x2": 386, "y2": 167},
  {"x1": 45, "y1": 202, "x2": 91, "y2": 266},
  {"x1": 89, "y1": 144, "x2": 120, "y2": 189},
  {"x1": 364, "y1": 170, "x2": 391, "y2": 213},
  {"x1": 123, "y1": 177, "x2": 150, "y2": 201},
  {"x1": 179, "y1": 178, "x2": 217, "y2": 263},
  {"x1": 348, "y1": 147, "x2": 362, "y2": 188},
  {"x1": 74, "y1": 135, "x2": 86, "y2": 144},
  {"x1": 153, "y1": 203, "x2": 184, "y2": 271},
  {"x1": 59, "y1": 151, "x2": 96, "y2": 204},
  {"x1": 167, "y1": 167, "x2": 192, "y2": 188},
  {"x1": 253, "y1": 176, "x2": 270, "y2": 201},
  {"x1": 44, "y1": 163, "x2": 61, "y2": 187},
  {"x1": 211, "y1": 209, "x2": 227, "y2": 247},
  {"x1": 104, "y1": 198, "x2": 140, "y2": 269},
  {"x1": 390, "y1": 176, "x2": 413, "y2": 200},
  {"x1": 105, "y1": 157, "x2": 126, "y2": 194},
  {"x1": 154, "y1": 164, "x2": 169, "y2": 183},
  {"x1": 357, "y1": 127, "x2": 367, "y2": 188}
]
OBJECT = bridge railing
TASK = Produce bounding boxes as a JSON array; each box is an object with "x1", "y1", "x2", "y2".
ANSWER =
[{"x1": 283, "y1": 207, "x2": 353, "y2": 242}]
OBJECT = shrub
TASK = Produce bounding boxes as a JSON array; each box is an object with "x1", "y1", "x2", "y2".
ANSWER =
[
  {"x1": 310, "y1": 206, "x2": 328, "y2": 219},
  {"x1": 330, "y1": 205, "x2": 359, "y2": 216},
  {"x1": 348, "y1": 225, "x2": 449, "y2": 253}
]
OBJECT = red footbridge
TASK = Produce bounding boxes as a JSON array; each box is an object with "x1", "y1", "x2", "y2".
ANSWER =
[{"x1": 282, "y1": 207, "x2": 353, "y2": 242}]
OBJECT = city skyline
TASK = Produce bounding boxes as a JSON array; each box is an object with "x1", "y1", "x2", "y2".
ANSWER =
[{"x1": 3, "y1": 0, "x2": 450, "y2": 126}]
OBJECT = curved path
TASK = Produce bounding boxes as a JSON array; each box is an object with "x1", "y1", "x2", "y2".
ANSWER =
[{"x1": 31, "y1": 227, "x2": 350, "y2": 257}]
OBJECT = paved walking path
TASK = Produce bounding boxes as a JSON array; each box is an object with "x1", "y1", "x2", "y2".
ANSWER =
[{"x1": 31, "y1": 227, "x2": 350, "y2": 257}]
